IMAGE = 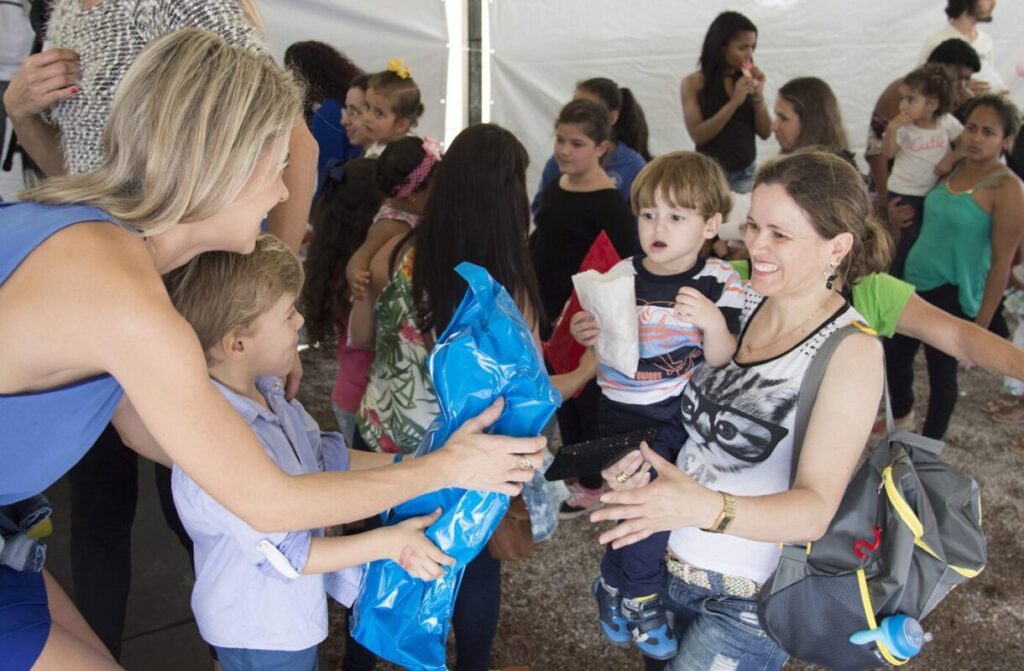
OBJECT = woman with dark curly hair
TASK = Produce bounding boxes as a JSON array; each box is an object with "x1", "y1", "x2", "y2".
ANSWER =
[{"x1": 284, "y1": 40, "x2": 364, "y2": 194}]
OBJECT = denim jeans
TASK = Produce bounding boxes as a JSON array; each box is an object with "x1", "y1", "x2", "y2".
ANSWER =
[
  {"x1": 214, "y1": 644, "x2": 318, "y2": 671},
  {"x1": 332, "y1": 403, "x2": 358, "y2": 448},
  {"x1": 724, "y1": 162, "x2": 757, "y2": 195},
  {"x1": 661, "y1": 569, "x2": 787, "y2": 671}
]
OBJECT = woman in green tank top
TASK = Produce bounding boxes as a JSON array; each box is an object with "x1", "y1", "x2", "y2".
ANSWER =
[{"x1": 885, "y1": 96, "x2": 1023, "y2": 440}]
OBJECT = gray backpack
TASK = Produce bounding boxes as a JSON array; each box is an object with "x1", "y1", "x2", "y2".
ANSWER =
[{"x1": 757, "y1": 325, "x2": 987, "y2": 670}]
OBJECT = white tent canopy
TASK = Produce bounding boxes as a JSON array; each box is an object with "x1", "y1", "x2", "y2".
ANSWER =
[
  {"x1": 3, "y1": 1, "x2": 1023, "y2": 201},
  {"x1": 260, "y1": 0, "x2": 1024, "y2": 193}
]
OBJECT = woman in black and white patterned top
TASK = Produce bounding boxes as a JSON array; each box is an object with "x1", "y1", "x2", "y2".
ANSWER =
[
  {"x1": 593, "y1": 150, "x2": 893, "y2": 671},
  {"x1": 3, "y1": 0, "x2": 313, "y2": 251}
]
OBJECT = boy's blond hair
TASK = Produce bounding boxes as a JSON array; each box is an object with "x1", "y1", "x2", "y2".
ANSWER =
[
  {"x1": 630, "y1": 151, "x2": 732, "y2": 220},
  {"x1": 165, "y1": 234, "x2": 304, "y2": 359}
]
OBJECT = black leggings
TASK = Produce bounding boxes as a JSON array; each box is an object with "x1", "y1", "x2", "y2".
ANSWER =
[
  {"x1": 884, "y1": 284, "x2": 973, "y2": 440},
  {"x1": 885, "y1": 285, "x2": 1010, "y2": 439},
  {"x1": 68, "y1": 423, "x2": 193, "y2": 659}
]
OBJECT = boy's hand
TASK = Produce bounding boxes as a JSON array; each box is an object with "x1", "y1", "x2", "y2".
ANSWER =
[
  {"x1": 674, "y1": 287, "x2": 724, "y2": 331},
  {"x1": 386, "y1": 508, "x2": 454, "y2": 581},
  {"x1": 569, "y1": 310, "x2": 600, "y2": 347}
]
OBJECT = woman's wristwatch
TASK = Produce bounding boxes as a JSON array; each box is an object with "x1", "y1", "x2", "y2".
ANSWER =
[{"x1": 702, "y1": 491, "x2": 736, "y2": 533}]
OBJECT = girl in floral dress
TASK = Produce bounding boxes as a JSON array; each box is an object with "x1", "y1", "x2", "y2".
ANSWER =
[{"x1": 348, "y1": 123, "x2": 595, "y2": 670}]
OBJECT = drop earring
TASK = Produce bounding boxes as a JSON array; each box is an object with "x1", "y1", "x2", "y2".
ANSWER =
[{"x1": 825, "y1": 261, "x2": 838, "y2": 291}]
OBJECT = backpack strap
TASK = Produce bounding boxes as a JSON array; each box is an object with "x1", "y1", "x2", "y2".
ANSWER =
[{"x1": 788, "y1": 322, "x2": 879, "y2": 487}]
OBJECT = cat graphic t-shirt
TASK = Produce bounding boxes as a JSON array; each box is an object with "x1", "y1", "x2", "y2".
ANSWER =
[{"x1": 667, "y1": 285, "x2": 865, "y2": 583}]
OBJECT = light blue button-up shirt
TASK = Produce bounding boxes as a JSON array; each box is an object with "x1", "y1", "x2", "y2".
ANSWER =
[{"x1": 172, "y1": 376, "x2": 363, "y2": 651}]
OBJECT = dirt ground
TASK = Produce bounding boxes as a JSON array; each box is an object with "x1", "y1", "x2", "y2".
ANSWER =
[{"x1": 297, "y1": 342, "x2": 1023, "y2": 671}]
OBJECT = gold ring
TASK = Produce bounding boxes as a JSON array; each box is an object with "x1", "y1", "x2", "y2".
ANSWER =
[
  {"x1": 616, "y1": 471, "x2": 631, "y2": 484},
  {"x1": 514, "y1": 456, "x2": 534, "y2": 471}
]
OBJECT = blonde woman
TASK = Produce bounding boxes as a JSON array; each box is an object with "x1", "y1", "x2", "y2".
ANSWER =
[
  {"x1": 1, "y1": 0, "x2": 320, "y2": 656},
  {"x1": 0, "y1": 30, "x2": 543, "y2": 671}
]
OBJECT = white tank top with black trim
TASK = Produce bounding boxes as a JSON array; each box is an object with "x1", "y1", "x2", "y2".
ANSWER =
[{"x1": 667, "y1": 284, "x2": 868, "y2": 584}]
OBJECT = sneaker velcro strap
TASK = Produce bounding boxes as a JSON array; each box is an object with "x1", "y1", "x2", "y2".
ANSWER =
[{"x1": 665, "y1": 552, "x2": 760, "y2": 598}]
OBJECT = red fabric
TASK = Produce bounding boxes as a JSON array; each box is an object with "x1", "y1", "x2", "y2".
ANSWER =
[{"x1": 542, "y1": 231, "x2": 622, "y2": 392}]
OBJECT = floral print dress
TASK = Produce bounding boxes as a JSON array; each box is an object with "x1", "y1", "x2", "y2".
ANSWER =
[{"x1": 356, "y1": 245, "x2": 439, "y2": 454}]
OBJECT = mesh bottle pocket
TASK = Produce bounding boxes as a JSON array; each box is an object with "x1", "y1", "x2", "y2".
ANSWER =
[{"x1": 759, "y1": 572, "x2": 885, "y2": 671}]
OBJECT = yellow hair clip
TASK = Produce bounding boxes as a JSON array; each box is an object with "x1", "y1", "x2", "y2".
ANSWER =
[{"x1": 386, "y1": 58, "x2": 412, "y2": 80}]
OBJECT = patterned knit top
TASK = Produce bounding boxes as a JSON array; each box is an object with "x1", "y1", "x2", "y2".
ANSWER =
[{"x1": 46, "y1": 0, "x2": 263, "y2": 175}]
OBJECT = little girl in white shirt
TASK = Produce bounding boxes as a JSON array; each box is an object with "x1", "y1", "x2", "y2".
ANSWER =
[{"x1": 882, "y1": 64, "x2": 961, "y2": 277}]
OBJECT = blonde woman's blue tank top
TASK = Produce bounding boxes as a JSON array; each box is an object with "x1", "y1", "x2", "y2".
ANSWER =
[{"x1": 0, "y1": 202, "x2": 125, "y2": 504}]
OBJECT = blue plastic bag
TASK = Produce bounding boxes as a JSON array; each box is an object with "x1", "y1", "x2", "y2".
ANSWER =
[{"x1": 350, "y1": 262, "x2": 561, "y2": 670}]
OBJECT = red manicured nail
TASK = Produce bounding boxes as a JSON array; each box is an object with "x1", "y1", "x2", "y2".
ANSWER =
[{"x1": 70, "y1": 87, "x2": 80, "y2": 94}]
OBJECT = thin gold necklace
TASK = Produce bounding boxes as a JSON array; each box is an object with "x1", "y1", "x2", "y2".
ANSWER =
[{"x1": 740, "y1": 293, "x2": 835, "y2": 356}]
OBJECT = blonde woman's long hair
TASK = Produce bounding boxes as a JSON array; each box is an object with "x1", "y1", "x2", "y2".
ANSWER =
[{"x1": 24, "y1": 28, "x2": 301, "y2": 235}]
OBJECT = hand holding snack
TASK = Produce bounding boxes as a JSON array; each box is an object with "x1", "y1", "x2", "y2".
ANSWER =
[
  {"x1": 749, "y1": 64, "x2": 766, "y2": 97},
  {"x1": 730, "y1": 75, "x2": 755, "y2": 106},
  {"x1": 572, "y1": 267, "x2": 639, "y2": 377}
]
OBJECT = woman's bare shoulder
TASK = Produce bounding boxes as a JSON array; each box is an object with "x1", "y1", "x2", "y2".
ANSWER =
[
  {"x1": 0, "y1": 221, "x2": 181, "y2": 391},
  {"x1": 681, "y1": 70, "x2": 704, "y2": 91}
]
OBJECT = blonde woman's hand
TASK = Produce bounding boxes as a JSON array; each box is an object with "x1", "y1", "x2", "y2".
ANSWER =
[{"x1": 437, "y1": 398, "x2": 546, "y2": 496}]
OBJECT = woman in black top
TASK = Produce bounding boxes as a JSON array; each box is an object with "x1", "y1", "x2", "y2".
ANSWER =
[{"x1": 680, "y1": 11, "x2": 772, "y2": 193}]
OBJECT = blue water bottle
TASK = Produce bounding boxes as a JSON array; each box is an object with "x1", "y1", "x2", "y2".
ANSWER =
[{"x1": 849, "y1": 614, "x2": 931, "y2": 660}]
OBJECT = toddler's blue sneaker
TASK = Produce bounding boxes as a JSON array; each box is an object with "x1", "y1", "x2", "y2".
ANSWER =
[
  {"x1": 592, "y1": 577, "x2": 630, "y2": 646},
  {"x1": 623, "y1": 594, "x2": 677, "y2": 660}
]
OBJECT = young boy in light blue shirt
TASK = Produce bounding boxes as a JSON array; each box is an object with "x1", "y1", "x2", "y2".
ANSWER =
[{"x1": 165, "y1": 234, "x2": 451, "y2": 671}]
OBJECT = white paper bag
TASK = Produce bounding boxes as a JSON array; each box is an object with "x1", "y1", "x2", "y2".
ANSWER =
[{"x1": 572, "y1": 267, "x2": 638, "y2": 377}]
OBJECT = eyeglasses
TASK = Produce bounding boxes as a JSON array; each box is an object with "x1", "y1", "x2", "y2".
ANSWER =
[{"x1": 679, "y1": 381, "x2": 790, "y2": 463}]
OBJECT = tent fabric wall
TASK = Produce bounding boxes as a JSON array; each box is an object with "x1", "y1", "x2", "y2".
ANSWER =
[
  {"x1": 261, "y1": 0, "x2": 450, "y2": 144},
  {"x1": 488, "y1": 0, "x2": 1024, "y2": 196}
]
